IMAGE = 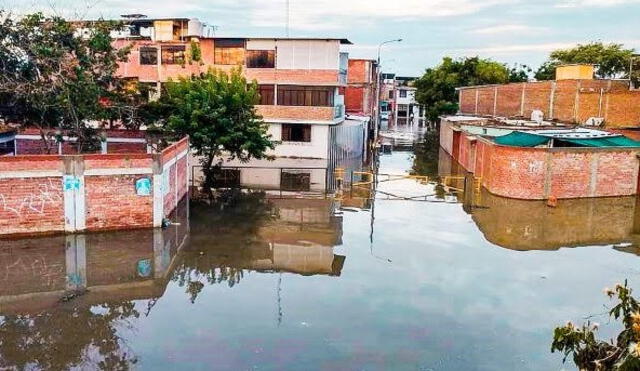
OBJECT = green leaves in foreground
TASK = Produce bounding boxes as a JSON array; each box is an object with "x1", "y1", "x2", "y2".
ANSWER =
[{"x1": 552, "y1": 281, "x2": 640, "y2": 370}]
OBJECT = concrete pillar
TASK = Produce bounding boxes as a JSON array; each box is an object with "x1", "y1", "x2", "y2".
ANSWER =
[
  {"x1": 549, "y1": 82, "x2": 557, "y2": 120},
  {"x1": 493, "y1": 86, "x2": 498, "y2": 117},
  {"x1": 520, "y1": 83, "x2": 526, "y2": 117},
  {"x1": 100, "y1": 140, "x2": 108, "y2": 154},
  {"x1": 62, "y1": 156, "x2": 86, "y2": 233},
  {"x1": 152, "y1": 154, "x2": 164, "y2": 227},
  {"x1": 474, "y1": 89, "x2": 479, "y2": 115},
  {"x1": 574, "y1": 80, "x2": 582, "y2": 124},
  {"x1": 65, "y1": 234, "x2": 87, "y2": 291}
]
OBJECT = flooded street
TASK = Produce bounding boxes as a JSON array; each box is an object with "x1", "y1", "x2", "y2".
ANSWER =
[{"x1": 2, "y1": 130, "x2": 640, "y2": 370}]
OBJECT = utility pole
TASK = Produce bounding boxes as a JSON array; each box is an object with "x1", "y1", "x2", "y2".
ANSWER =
[
  {"x1": 376, "y1": 39, "x2": 402, "y2": 132},
  {"x1": 286, "y1": 0, "x2": 290, "y2": 37}
]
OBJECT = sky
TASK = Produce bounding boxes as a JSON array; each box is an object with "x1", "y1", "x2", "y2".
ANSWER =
[{"x1": 2, "y1": 0, "x2": 640, "y2": 76}]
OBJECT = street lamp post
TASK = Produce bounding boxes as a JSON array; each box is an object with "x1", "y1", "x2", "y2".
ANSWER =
[{"x1": 375, "y1": 39, "x2": 402, "y2": 133}]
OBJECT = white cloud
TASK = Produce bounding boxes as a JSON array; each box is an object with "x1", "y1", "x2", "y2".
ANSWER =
[
  {"x1": 555, "y1": 0, "x2": 640, "y2": 8},
  {"x1": 470, "y1": 24, "x2": 548, "y2": 35}
]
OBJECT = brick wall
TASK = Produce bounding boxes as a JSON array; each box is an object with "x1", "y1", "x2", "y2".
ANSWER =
[
  {"x1": 256, "y1": 105, "x2": 336, "y2": 121},
  {"x1": 16, "y1": 128, "x2": 148, "y2": 155},
  {"x1": 0, "y1": 137, "x2": 189, "y2": 237},
  {"x1": 439, "y1": 120, "x2": 640, "y2": 199},
  {"x1": 458, "y1": 80, "x2": 640, "y2": 128},
  {"x1": 345, "y1": 87, "x2": 365, "y2": 113}
]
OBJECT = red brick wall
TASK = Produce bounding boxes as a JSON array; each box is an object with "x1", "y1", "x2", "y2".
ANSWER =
[
  {"x1": 85, "y1": 174, "x2": 154, "y2": 230},
  {"x1": 161, "y1": 137, "x2": 189, "y2": 217},
  {"x1": 459, "y1": 80, "x2": 640, "y2": 127},
  {"x1": 345, "y1": 87, "x2": 364, "y2": 113},
  {"x1": 347, "y1": 60, "x2": 369, "y2": 84},
  {"x1": 0, "y1": 176, "x2": 65, "y2": 235},
  {"x1": 0, "y1": 137, "x2": 189, "y2": 236}
]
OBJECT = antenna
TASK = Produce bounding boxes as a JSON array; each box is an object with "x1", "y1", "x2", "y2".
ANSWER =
[{"x1": 286, "y1": 0, "x2": 290, "y2": 37}]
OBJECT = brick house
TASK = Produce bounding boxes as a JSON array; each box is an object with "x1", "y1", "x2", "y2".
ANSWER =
[{"x1": 104, "y1": 17, "x2": 363, "y2": 163}]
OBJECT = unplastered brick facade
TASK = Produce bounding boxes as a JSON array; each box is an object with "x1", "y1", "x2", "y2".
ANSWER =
[
  {"x1": 0, "y1": 137, "x2": 189, "y2": 237},
  {"x1": 440, "y1": 120, "x2": 640, "y2": 200},
  {"x1": 345, "y1": 59, "x2": 377, "y2": 117},
  {"x1": 458, "y1": 80, "x2": 640, "y2": 128}
]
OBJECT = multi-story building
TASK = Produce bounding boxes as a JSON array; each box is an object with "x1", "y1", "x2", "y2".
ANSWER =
[
  {"x1": 378, "y1": 74, "x2": 424, "y2": 126},
  {"x1": 345, "y1": 58, "x2": 379, "y2": 139},
  {"x1": 105, "y1": 16, "x2": 359, "y2": 163}
]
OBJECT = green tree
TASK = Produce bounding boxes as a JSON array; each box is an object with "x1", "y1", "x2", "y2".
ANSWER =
[
  {"x1": 414, "y1": 56, "x2": 511, "y2": 123},
  {"x1": 0, "y1": 12, "x2": 134, "y2": 153},
  {"x1": 152, "y1": 68, "x2": 276, "y2": 188},
  {"x1": 552, "y1": 281, "x2": 640, "y2": 370},
  {"x1": 535, "y1": 42, "x2": 635, "y2": 80}
]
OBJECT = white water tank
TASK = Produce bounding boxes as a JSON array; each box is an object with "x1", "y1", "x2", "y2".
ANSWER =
[
  {"x1": 531, "y1": 110, "x2": 544, "y2": 124},
  {"x1": 187, "y1": 18, "x2": 203, "y2": 37}
]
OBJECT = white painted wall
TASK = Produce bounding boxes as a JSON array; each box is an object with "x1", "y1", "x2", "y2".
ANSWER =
[
  {"x1": 275, "y1": 40, "x2": 340, "y2": 70},
  {"x1": 269, "y1": 123, "x2": 330, "y2": 159}
]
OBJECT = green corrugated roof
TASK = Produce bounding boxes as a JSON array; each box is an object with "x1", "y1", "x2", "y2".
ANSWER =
[
  {"x1": 556, "y1": 136, "x2": 640, "y2": 148},
  {"x1": 494, "y1": 131, "x2": 640, "y2": 148},
  {"x1": 494, "y1": 131, "x2": 551, "y2": 147}
]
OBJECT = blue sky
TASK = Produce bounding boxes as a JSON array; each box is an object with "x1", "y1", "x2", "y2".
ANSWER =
[{"x1": 4, "y1": 0, "x2": 640, "y2": 76}]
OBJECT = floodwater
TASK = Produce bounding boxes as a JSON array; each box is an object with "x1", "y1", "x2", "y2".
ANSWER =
[{"x1": 2, "y1": 129, "x2": 640, "y2": 370}]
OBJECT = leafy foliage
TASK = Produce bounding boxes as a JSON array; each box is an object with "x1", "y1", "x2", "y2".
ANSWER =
[
  {"x1": 552, "y1": 281, "x2": 640, "y2": 370},
  {"x1": 150, "y1": 68, "x2": 275, "y2": 187},
  {"x1": 0, "y1": 12, "x2": 144, "y2": 153},
  {"x1": 535, "y1": 42, "x2": 635, "y2": 80},
  {"x1": 414, "y1": 57, "x2": 515, "y2": 123}
]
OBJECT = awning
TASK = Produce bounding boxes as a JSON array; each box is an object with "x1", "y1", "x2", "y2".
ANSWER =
[
  {"x1": 494, "y1": 131, "x2": 640, "y2": 148},
  {"x1": 494, "y1": 131, "x2": 551, "y2": 147},
  {"x1": 556, "y1": 136, "x2": 640, "y2": 148}
]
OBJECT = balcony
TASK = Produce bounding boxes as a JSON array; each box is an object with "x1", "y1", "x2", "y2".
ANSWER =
[{"x1": 256, "y1": 105, "x2": 338, "y2": 122}]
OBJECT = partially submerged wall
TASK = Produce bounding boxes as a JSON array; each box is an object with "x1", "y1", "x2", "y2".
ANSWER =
[
  {"x1": 440, "y1": 121, "x2": 640, "y2": 199},
  {"x1": 458, "y1": 80, "x2": 640, "y2": 128},
  {"x1": 0, "y1": 137, "x2": 189, "y2": 237}
]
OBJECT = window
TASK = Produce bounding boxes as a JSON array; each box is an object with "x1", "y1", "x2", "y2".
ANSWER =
[
  {"x1": 281, "y1": 124, "x2": 311, "y2": 142},
  {"x1": 161, "y1": 45, "x2": 185, "y2": 65},
  {"x1": 389, "y1": 90, "x2": 394, "y2": 99},
  {"x1": 214, "y1": 39, "x2": 245, "y2": 65},
  {"x1": 140, "y1": 47, "x2": 158, "y2": 65},
  {"x1": 211, "y1": 169, "x2": 241, "y2": 188},
  {"x1": 399, "y1": 90, "x2": 407, "y2": 98},
  {"x1": 258, "y1": 85, "x2": 275, "y2": 105},
  {"x1": 246, "y1": 50, "x2": 275, "y2": 68},
  {"x1": 0, "y1": 139, "x2": 15, "y2": 156},
  {"x1": 277, "y1": 86, "x2": 334, "y2": 107},
  {"x1": 281, "y1": 171, "x2": 311, "y2": 191}
]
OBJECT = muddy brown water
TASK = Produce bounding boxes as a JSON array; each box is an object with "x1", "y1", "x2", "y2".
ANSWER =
[{"x1": 1, "y1": 135, "x2": 640, "y2": 370}]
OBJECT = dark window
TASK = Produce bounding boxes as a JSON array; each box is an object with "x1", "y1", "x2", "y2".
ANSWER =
[
  {"x1": 399, "y1": 90, "x2": 407, "y2": 98},
  {"x1": 281, "y1": 171, "x2": 311, "y2": 191},
  {"x1": 0, "y1": 139, "x2": 15, "y2": 156},
  {"x1": 258, "y1": 85, "x2": 275, "y2": 105},
  {"x1": 140, "y1": 47, "x2": 158, "y2": 65},
  {"x1": 215, "y1": 39, "x2": 245, "y2": 65},
  {"x1": 389, "y1": 90, "x2": 394, "y2": 99},
  {"x1": 277, "y1": 86, "x2": 334, "y2": 107},
  {"x1": 161, "y1": 45, "x2": 185, "y2": 65},
  {"x1": 281, "y1": 124, "x2": 311, "y2": 142},
  {"x1": 246, "y1": 50, "x2": 275, "y2": 68},
  {"x1": 211, "y1": 168, "x2": 241, "y2": 188}
]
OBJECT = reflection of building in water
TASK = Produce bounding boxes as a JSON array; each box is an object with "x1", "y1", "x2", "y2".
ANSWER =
[
  {"x1": 190, "y1": 151, "x2": 370, "y2": 196},
  {"x1": 185, "y1": 194, "x2": 345, "y2": 278},
  {"x1": 257, "y1": 197, "x2": 344, "y2": 275},
  {"x1": 437, "y1": 149, "x2": 640, "y2": 251},
  {"x1": 0, "y1": 201, "x2": 189, "y2": 314},
  {"x1": 471, "y1": 190, "x2": 640, "y2": 251}
]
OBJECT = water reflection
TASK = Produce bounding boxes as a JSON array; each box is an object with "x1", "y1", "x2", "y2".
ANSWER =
[
  {"x1": 421, "y1": 135, "x2": 640, "y2": 252},
  {"x1": 0, "y1": 202, "x2": 188, "y2": 370}
]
